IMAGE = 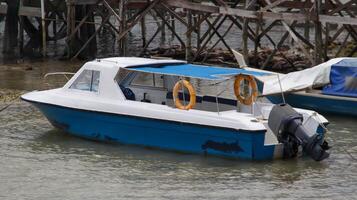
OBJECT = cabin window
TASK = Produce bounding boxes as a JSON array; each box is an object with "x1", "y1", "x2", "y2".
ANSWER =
[
  {"x1": 130, "y1": 72, "x2": 164, "y2": 88},
  {"x1": 70, "y1": 70, "x2": 100, "y2": 92}
]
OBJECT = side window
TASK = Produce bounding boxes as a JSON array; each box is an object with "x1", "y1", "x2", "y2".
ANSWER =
[
  {"x1": 70, "y1": 70, "x2": 100, "y2": 92},
  {"x1": 131, "y1": 72, "x2": 154, "y2": 87},
  {"x1": 130, "y1": 72, "x2": 164, "y2": 88}
]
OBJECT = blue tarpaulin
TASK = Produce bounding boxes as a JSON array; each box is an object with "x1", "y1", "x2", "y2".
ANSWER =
[
  {"x1": 127, "y1": 64, "x2": 269, "y2": 80},
  {"x1": 322, "y1": 59, "x2": 357, "y2": 97}
]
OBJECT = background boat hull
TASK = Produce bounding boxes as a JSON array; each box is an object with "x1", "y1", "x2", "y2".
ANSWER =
[{"x1": 267, "y1": 92, "x2": 357, "y2": 117}]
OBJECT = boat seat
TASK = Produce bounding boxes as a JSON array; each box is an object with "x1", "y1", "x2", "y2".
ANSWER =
[{"x1": 119, "y1": 85, "x2": 136, "y2": 101}]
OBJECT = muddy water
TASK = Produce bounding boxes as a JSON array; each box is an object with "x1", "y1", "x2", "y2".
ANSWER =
[{"x1": 0, "y1": 61, "x2": 356, "y2": 199}]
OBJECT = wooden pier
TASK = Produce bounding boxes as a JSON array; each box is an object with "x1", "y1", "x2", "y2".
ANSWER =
[{"x1": 1, "y1": 0, "x2": 357, "y2": 68}]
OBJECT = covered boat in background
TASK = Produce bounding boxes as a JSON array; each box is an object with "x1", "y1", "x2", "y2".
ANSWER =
[
  {"x1": 21, "y1": 57, "x2": 330, "y2": 161},
  {"x1": 258, "y1": 58, "x2": 357, "y2": 117}
]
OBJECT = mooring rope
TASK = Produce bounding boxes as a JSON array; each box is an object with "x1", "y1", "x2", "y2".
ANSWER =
[{"x1": 0, "y1": 93, "x2": 23, "y2": 113}]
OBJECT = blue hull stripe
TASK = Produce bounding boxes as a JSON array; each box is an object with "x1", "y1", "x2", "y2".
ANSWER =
[
  {"x1": 267, "y1": 93, "x2": 357, "y2": 117},
  {"x1": 24, "y1": 99, "x2": 275, "y2": 160}
]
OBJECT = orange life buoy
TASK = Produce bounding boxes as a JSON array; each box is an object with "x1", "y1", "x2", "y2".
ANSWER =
[
  {"x1": 173, "y1": 80, "x2": 196, "y2": 110},
  {"x1": 234, "y1": 74, "x2": 258, "y2": 105}
]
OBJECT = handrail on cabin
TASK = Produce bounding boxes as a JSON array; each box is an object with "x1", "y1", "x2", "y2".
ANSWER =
[{"x1": 44, "y1": 72, "x2": 75, "y2": 81}]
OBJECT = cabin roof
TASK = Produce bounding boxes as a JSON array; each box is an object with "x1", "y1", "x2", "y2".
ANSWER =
[{"x1": 126, "y1": 63, "x2": 270, "y2": 80}]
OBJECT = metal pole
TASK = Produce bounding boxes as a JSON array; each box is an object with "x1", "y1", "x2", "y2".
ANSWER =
[
  {"x1": 277, "y1": 74, "x2": 286, "y2": 104},
  {"x1": 41, "y1": 0, "x2": 46, "y2": 57}
]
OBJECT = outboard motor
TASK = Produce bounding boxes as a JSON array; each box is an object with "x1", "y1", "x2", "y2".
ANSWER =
[{"x1": 268, "y1": 104, "x2": 330, "y2": 161}]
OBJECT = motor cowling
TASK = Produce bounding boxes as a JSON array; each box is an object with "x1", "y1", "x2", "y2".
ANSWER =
[{"x1": 268, "y1": 104, "x2": 330, "y2": 161}]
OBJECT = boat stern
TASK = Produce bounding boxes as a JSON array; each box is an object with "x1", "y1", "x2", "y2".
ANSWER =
[{"x1": 267, "y1": 104, "x2": 330, "y2": 161}]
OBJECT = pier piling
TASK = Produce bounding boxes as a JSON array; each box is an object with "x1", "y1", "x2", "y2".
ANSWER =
[{"x1": 0, "y1": 0, "x2": 356, "y2": 68}]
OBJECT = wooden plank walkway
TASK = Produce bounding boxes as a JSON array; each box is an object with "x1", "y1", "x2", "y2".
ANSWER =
[{"x1": 0, "y1": 0, "x2": 356, "y2": 66}]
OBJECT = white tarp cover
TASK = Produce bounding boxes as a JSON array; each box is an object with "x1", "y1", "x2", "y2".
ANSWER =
[{"x1": 258, "y1": 58, "x2": 353, "y2": 95}]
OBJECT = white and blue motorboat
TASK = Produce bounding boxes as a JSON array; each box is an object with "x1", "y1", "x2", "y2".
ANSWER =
[
  {"x1": 261, "y1": 58, "x2": 357, "y2": 117},
  {"x1": 21, "y1": 57, "x2": 330, "y2": 161}
]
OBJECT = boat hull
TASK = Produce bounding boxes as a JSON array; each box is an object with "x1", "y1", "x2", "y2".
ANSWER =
[
  {"x1": 267, "y1": 92, "x2": 357, "y2": 117},
  {"x1": 25, "y1": 100, "x2": 276, "y2": 160}
]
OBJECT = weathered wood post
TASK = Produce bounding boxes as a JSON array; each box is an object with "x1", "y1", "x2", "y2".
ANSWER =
[
  {"x1": 185, "y1": 9, "x2": 192, "y2": 61},
  {"x1": 254, "y1": 6, "x2": 261, "y2": 66},
  {"x1": 3, "y1": 0, "x2": 19, "y2": 54},
  {"x1": 323, "y1": 0, "x2": 330, "y2": 61},
  {"x1": 41, "y1": 0, "x2": 46, "y2": 56},
  {"x1": 19, "y1": 0, "x2": 24, "y2": 58},
  {"x1": 53, "y1": 12, "x2": 58, "y2": 43},
  {"x1": 314, "y1": 0, "x2": 323, "y2": 65},
  {"x1": 304, "y1": 0, "x2": 311, "y2": 41},
  {"x1": 171, "y1": 14, "x2": 175, "y2": 40},
  {"x1": 66, "y1": 0, "x2": 75, "y2": 59},
  {"x1": 118, "y1": 0, "x2": 127, "y2": 56},
  {"x1": 160, "y1": 10, "x2": 166, "y2": 45},
  {"x1": 195, "y1": 13, "x2": 201, "y2": 50},
  {"x1": 141, "y1": 16, "x2": 146, "y2": 47},
  {"x1": 242, "y1": 0, "x2": 250, "y2": 64}
]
